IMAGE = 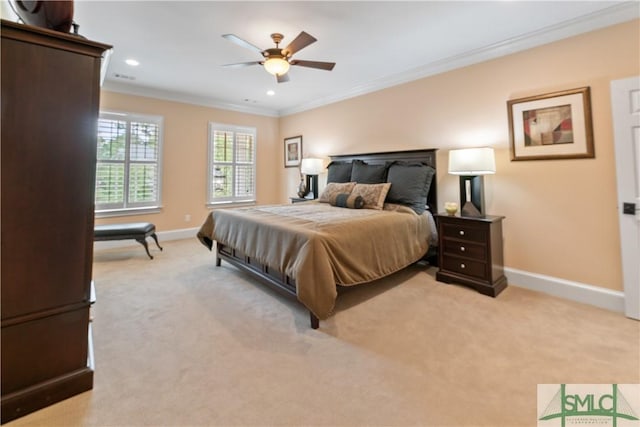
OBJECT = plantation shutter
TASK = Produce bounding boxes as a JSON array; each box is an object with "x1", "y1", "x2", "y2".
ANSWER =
[
  {"x1": 209, "y1": 123, "x2": 256, "y2": 204},
  {"x1": 96, "y1": 118, "x2": 126, "y2": 208},
  {"x1": 235, "y1": 131, "x2": 255, "y2": 199},
  {"x1": 128, "y1": 121, "x2": 160, "y2": 205},
  {"x1": 95, "y1": 112, "x2": 163, "y2": 212}
]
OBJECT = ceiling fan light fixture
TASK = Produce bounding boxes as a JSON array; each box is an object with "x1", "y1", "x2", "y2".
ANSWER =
[
  {"x1": 264, "y1": 57, "x2": 290, "y2": 76},
  {"x1": 223, "y1": 31, "x2": 333, "y2": 82}
]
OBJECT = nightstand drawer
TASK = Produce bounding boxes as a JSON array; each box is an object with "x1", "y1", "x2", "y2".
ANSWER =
[
  {"x1": 442, "y1": 239, "x2": 486, "y2": 260},
  {"x1": 441, "y1": 222, "x2": 486, "y2": 243},
  {"x1": 442, "y1": 257, "x2": 486, "y2": 279}
]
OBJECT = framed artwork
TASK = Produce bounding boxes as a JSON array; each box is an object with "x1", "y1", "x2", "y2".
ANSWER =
[
  {"x1": 284, "y1": 135, "x2": 302, "y2": 168},
  {"x1": 507, "y1": 87, "x2": 594, "y2": 161}
]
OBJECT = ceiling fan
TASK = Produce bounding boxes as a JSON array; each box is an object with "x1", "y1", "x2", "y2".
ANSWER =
[{"x1": 222, "y1": 31, "x2": 336, "y2": 83}]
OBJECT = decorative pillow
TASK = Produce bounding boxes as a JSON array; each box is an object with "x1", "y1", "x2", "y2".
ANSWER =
[
  {"x1": 326, "y1": 161, "x2": 353, "y2": 183},
  {"x1": 351, "y1": 183, "x2": 392, "y2": 210},
  {"x1": 385, "y1": 162, "x2": 435, "y2": 215},
  {"x1": 329, "y1": 193, "x2": 364, "y2": 209},
  {"x1": 318, "y1": 182, "x2": 356, "y2": 203},
  {"x1": 350, "y1": 160, "x2": 389, "y2": 184}
]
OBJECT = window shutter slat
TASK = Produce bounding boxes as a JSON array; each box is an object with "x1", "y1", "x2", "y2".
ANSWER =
[
  {"x1": 95, "y1": 163, "x2": 125, "y2": 204},
  {"x1": 97, "y1": 118, "x2": 126, "y2": 161}
]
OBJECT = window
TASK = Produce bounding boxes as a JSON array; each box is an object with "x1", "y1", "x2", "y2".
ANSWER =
[
  {"x1": 95, "y1": 112, "x2": 163, "y2": 213},
  {"x1": 208, "y1": 123, "x2": 256, "y2": 204}
]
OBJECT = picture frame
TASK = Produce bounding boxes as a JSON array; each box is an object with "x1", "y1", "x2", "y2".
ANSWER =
[
  {"x1": 507, "y1": 87, "x2": 594, "y2": 161},
  {"x1": 284, "y1": 135, "x2": 303, "y2": 168}
]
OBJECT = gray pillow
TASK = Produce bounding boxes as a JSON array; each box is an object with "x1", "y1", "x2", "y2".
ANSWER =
[
  {"x1": 385, "y1": 162, "x2": 435, "y2": 215},
  {"x1": 329, "y1": 192, "x2": 365, "y2": 209},
  {"x1": 351, "y1": 160, "x2": 389, "y2": 184},
  {"x1": 326, "y1": 161, "x2": 353, "y2": 183}
]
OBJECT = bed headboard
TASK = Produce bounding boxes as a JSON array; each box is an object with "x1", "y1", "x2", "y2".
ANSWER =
[{"x1": 329, "y1": 149, "x2": 438, "y2": 214}]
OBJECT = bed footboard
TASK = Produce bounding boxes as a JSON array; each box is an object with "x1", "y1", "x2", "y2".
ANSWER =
[{"x1": 215, "y1": 242, "x2": 320, "y2": 329}]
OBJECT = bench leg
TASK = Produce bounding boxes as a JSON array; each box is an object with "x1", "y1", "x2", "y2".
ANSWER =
[
  {"x1": 150, "y1": 233, "x2": 163, "y2": 251},
  {"x1": 136, "y1": 237, "x2": 153, "y2": 259}
]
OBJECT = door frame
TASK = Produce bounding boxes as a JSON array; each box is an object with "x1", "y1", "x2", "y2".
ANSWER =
[{"x1": 611, "y1": 76, "x2": 640, "y2": 320}]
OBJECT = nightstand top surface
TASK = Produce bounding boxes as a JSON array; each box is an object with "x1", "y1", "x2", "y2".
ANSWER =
[{"x1": 435, "y1": 213, "x2": 505, "y2": 222}]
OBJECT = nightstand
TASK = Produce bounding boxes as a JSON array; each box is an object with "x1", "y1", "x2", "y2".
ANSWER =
[{"x1": 435, "y1": 214, "x2": 507, "y2": 297}]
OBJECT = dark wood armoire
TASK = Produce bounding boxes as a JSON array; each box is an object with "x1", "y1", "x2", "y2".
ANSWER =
[{"x1": 1, "y1": 20, "x2": 110, "y2": 423}]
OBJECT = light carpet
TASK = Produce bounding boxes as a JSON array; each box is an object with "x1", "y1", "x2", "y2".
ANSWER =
[{"x1": 7, "y1": 238, "x2": 640, "y2": 426}]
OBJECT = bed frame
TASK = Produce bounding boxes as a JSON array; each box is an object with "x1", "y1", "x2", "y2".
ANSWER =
[{"x1": 215, "y1": 149, "x2": 438, "y2": 329}]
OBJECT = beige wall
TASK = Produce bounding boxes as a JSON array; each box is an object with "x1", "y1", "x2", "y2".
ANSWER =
[
  {"x1": 96, "y1": 21, "x2": 638, "y2": 292},
  {"x1": 279, "y1": 20, "x2": 640, "y2": 292},
  {"x1": 96, "y1": 93, "x2": 282, "y2": 230}
]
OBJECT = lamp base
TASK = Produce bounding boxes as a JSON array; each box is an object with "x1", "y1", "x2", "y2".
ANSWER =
[
  {"x1": 297, "y1": 178, "x2": 307, "y2": 198},
  {"x1": 305, "y1": 174, "x2": 319, "y2": 200},
  {"x1": 458, "y1": 175, "x2": 486, "y2": 217},
  {"x1": 461, "y1": 201, "x2": 484, "y2": 218}
]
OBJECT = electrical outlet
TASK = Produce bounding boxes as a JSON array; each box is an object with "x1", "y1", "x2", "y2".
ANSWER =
[{"x1": 184, "y1": 214, "x2": 191, "y2": 222}]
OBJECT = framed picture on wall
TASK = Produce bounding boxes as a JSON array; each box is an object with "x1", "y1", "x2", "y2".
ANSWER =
[
  {"x1": 507, "y1": 87, "x2": 594, "y2": 161},
  {"x1": 284, "y1": 135, "x2": 302, "y2": 168}
]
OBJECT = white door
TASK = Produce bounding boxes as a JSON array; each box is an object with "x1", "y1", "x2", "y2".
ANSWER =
[{"x1": 611, "y1": 76, "x2": 640, "y2": 320}]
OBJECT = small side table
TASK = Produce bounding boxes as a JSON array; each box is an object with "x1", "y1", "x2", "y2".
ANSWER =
[{"x1": 435, "y1": 213, "x2": 507, "y2": 297}]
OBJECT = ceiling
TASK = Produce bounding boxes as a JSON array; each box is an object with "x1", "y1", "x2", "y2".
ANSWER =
[{"x1": 69, "y1": 1, "x2": 638, "y2": 117}]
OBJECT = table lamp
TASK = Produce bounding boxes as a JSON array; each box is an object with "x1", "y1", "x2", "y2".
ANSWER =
[
  {"x1": 300, "y1": 158, "x2": 324, "y2": 199},
  {"x1": 448, "y1": 147, "x2": 496, "y2": 217}
]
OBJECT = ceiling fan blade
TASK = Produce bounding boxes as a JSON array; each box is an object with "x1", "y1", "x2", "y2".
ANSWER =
[
  {"x1": 282, "y1": 31, "x2": 316, "y2": 56},
  {"x1": 290, "y1": 60, "x2": 335, "y2": 71},
  {"x1": 222, "y1": 61, "x2": 262, "y2": 68},
  {"x1": 222, "y1": 34, "x2": 263, "y2": 54},
  {"x1": 276, "y1": 73, "x2": 290, "y2": 83}
]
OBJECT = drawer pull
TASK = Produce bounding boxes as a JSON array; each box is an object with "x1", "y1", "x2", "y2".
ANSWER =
[
  {"x1": 460, "y1": 246, "x2": 465, "y2": 252},
  {"x1": 459, "y1": 230, "x2": 465, "y2": 236},
  {"x1": 460, "y1": 263, "x2": 466, "y2": 269}
]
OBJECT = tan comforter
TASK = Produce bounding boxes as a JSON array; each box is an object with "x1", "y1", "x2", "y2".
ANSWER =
[{"x1": 197, "y1": 202, "x2": 430, "y2": 320}]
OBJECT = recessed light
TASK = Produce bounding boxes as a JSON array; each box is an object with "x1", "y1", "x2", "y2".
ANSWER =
[
  {"x1": 266, "y1": 90, "x2": 275, "y2": 96},
  {"x1": 125, "y1": 59, "x2": 139, "y2": 66}
]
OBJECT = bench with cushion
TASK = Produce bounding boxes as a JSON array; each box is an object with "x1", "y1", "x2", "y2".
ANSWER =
[{"x1": 94, "y1": 222, "x2": 163, "y2": 259}]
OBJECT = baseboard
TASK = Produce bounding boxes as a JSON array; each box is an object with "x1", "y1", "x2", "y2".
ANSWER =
[
  {"x1": 94, "y1": 227, "x2": 199, "y2": 251},
  {"x1": 504, "y1": 267, "x2": 625, "y2": 313}
]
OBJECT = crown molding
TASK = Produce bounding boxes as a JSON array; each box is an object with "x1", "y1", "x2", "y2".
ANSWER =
[
  {"x1": 278, "y1": 1, "x2": 639, "y2": 116},
  {"x1": 101, "y1": 2, "x2": 638, "y2": 118},
  {"x1": 101, "y1": 81, "x2": 280, "y2": 117}
]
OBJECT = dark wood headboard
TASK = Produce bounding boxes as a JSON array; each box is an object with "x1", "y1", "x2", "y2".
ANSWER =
[{"x1": 329, "y1": 149, "x2": 438, "y2": 213}]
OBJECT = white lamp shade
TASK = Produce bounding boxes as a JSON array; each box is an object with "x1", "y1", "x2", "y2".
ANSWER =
[
  {"x1": 448, "y1": 147, "x2": 496, "y2": 175},
  {"x1": 264, "y1": 57, "x2": 290, "y2": 76},
  {"x1": 300, "y1": 158, "x2": 324, "y2": 175}
]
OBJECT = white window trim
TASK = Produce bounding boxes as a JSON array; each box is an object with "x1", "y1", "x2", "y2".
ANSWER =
[
  {"x1": 207, "y1": 122, "x2": 257, "y2": 205},
  {"x1": 96, "y1": 110, "x2": 164, "y2": 215}
]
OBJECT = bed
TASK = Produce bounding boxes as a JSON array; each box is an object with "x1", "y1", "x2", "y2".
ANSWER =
[{"x1": 197, "y1": 149, "x2": 438, "y2": 328}]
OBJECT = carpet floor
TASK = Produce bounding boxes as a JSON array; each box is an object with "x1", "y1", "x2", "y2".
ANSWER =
[{"x1": 6, "y1": 238, "x2": 640, "y2": 426}]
